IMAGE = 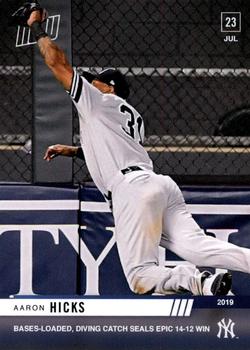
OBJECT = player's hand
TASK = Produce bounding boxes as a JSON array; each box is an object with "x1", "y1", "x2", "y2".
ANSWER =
[
  {"x1": 44, "y1": 144, "x2": 78, "y2": 161},
  {"x1": 11, "y1": 2, "x2": 48, "y2": 27},
  {"x1": 27, "y1": 8, "x2": 47, "y2": 27}
]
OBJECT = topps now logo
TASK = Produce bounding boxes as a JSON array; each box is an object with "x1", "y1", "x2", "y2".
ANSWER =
[{"x1": 217, "y1": 318, "x2": 238, "y2": 339}]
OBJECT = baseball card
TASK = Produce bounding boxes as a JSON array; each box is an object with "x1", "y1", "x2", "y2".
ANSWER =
[{"x1": 0, "y1": 0, "x2": 250, "y2": 349}]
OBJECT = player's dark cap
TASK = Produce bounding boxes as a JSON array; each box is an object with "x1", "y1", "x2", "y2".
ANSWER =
[{"x1": 81, "y1": 69, "x2": 130, "y2": 99}]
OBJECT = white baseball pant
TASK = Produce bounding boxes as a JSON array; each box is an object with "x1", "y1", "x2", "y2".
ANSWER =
[{"x1": 111, "y1": 170, "x2": 250, "y2": 295}]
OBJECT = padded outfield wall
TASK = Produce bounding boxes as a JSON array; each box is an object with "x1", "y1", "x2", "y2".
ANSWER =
[{"x1": 0, "y1": 184, "x2": 250, "y2": 297}]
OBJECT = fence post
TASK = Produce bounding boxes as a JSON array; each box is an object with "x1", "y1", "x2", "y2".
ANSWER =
[{"x1": 32, "y1": 0, "x2": 72, "y2": 183}]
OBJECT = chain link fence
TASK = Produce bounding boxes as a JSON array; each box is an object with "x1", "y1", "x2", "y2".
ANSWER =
[
  {"x1": 1, "y1": 1, "x2": 249, "y2": 184},
  {"x1": 0, "y1": 1, "x2": 32, "y2": 182},
  {"x1": 72, "y1": 0, "x2": 250, "y2": 185}
]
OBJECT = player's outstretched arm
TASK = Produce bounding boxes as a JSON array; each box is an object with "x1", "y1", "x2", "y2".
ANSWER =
[
  {"x1": 44, "y1": 145, "x2": 84, "y2": 161},
  {"x1": 27, "y1": 10, "x2": 73, "y2": 91}
]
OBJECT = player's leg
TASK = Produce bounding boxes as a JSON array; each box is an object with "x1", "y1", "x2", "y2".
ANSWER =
[
  {"x1": 161, "y1": 176, "x2": 250, "y2": 273},
  {"x1": 112, "y1": 172, "x2": 228, "y2": 295}
]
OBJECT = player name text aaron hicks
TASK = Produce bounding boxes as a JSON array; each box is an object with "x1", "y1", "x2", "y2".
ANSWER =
[{"x1": 13, "y1": 301, "x2": 85, "y2": 314}]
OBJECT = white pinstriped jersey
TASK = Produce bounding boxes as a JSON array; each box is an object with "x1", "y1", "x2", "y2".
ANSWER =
[{"x1": 68, "y1": 69, "x2": 153, "y2": 195}]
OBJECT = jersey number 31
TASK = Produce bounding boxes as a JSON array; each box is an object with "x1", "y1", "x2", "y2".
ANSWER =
[{"x1": 120, "y1": 104, "x2": 143, "y2": 144}]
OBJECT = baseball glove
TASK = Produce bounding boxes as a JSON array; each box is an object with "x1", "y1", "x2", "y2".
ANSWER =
[{"x1": 11, "y1": 2, "x2": 45, "y2": 27}]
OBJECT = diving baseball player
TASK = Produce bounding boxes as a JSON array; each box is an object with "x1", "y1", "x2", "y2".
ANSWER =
[{"x1": 13, "y1": 2, "x2": 250, "y2": 295}]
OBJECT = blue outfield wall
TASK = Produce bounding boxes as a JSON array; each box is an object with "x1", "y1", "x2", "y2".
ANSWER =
[{"x1": 0, "y1": 184, "x2": 250, "y2": 297}]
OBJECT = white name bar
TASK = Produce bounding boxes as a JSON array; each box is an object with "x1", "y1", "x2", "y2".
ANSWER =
[{"x1": 0, "y1": 299, "x2": 193, "y2": 317}]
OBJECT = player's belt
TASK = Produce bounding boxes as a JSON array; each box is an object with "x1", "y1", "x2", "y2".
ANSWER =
[{"x1": 121, "y1": 166, "x2": 142, "y2": 175}]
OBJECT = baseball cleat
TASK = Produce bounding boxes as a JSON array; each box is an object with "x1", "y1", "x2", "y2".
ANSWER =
[{"x1": 202, "y1": 272, "x2": 232, "y2": 296}]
